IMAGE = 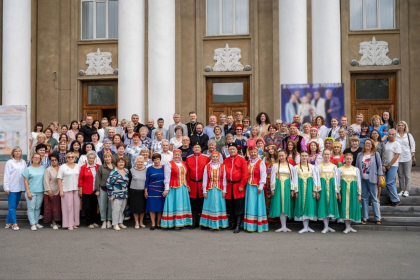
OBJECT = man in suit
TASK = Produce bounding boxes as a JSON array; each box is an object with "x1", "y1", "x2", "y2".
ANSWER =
[
  {"x1": 285, "y1": 94, "x2": 299, "y2": 123},
  {"x1": 167, "y1": 113, "x2": 188, "y2": 140},
  {"x1": 325, "y1": 89, "x2": 341, "y2": 125},
  {"x1": 310, "y1": 91, "x2": 326, "y2": 119}
]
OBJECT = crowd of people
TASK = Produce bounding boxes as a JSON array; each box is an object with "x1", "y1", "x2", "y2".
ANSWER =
[{"x1": 3, "y1": 111, "x2": 416, "y2": 234}]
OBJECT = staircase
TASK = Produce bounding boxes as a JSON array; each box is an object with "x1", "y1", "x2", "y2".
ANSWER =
[{"x1": 1, "y1": 185, "x2": 420, "y2": 231}]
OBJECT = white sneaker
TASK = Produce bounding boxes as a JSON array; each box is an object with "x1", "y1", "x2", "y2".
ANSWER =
[
  {"x1": 5, "y1": 223, "x2": 11, "y2": 229},
  {"x1": 118, "y1": 223, "x2": 127, "y2": 229},
  {"x1": 12, "y1": 225, "x2": 19, "y2": 231},
  {"x1": 31, "y1": 225, "x2": 37, "y2": 231},
  {"x1": 343, "y1": 228, "x2": 350, "y2": 234},
  {"x1": 107, "y1": 221, "x2": 112, "y2": 229},
  {"x1": 328, "y1": 227, "x2": 335, "y2": 233},
  {"x1": 321, "y1": 228, "x2": 328, "y2": 234},
  {"x1": 398, "y1": 191, "x2": 404, "y2": 196},
  {"x1": 35, "y1": 224, "x2": 43, "y2": 229},
  {"x1": 349, "y1": 227, "x2": 357, "y2": 233},
  {"x1": 93, "y1": 223, "x2": 100, "y2": 228},
  {"x1": 50, "y1": 224, "x2": 59, "y2": 230},
  {"x1": 113, "y1": 225, "x2": 120, "y2": 231},
  {"x1": 52, "y1": 225, "x2": 58, "y2": 230},
  {"x1": 298, "y1": 228, "x2": 308, "y2": 234},
  {"x1": 403, "y1": 191, "x2": 409, "y2": 197},
  {"x1": 101, "y1": 221, "x2": 107, "y2": 229}
]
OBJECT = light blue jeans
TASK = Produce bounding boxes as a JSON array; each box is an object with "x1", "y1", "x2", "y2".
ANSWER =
[
  {"x1": 361, "y1": 179, "x2": 381, "y2": 220},
  {"x1": 386, "y1": 166, "x2": 400, "y2": 203},
  {"x1": 25, "y1": 192, "x2": 44, "y2": 225}
]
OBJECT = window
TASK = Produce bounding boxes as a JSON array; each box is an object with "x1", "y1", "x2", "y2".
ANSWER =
[
  {"x1": 213, "y1": 82, "x2": 244, "y2": 103},
  {"x1": 82, "y1": 0, "x2": 118, "y2": 40},
  {"x1": 87, "y1": 85, "x2": 116, "y2": 105},
  {"x1": 206, "y1": 0, "x2": 249, "y2": 36},
  {"x1": 356, "y1": 79, "x2": 389, "y2": 100},
  {"x1": 350, "y1": 0, "x2": 395, "y2": 30}
]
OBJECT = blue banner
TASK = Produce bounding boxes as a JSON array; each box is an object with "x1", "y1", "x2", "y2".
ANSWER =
[{"x1": 281, "y1": 83, "x2": 344, "y2": 127}]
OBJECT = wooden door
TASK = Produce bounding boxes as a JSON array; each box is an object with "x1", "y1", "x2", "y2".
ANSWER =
[
  {"x1": 206, "y1": 77, "x2": 250, "y2": 123},
  {"x1": 351, "y1": 73, "x2": 396, "y2": 123},
  {"x1": 82, "y1": 80, "x2": 118, "y2": 120}
]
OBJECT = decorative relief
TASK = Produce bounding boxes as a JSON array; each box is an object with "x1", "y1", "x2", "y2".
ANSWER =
[
  {"x1": 85, "y1": 48, "x2": 114, "y2": 75},
  {"x1": 212, "y1": 43, "x2": 244, "y2": 72},
  {"x1": 358, "y1": 36, "x2": 392, "y2": 66}
]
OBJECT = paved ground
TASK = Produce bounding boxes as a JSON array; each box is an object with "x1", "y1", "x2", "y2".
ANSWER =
[{"x1": 1, "y1": 222, "x2": 420, "y2": 279}]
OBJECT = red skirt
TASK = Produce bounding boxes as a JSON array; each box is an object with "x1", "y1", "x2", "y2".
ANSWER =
[{"x1": 43, "y1": 194, "x2": 62, "y2": 223}]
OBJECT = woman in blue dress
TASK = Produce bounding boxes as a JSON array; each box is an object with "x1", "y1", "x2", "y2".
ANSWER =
[
  {"x1": 369, "y1": 115, "x2": 388, "y2": 142},
  {"x1": 145, "y1": 153, "x2": 165, "y2": 230},
  {"x1": 161, "y1": 149, "x2": 192, "y2": 229}
]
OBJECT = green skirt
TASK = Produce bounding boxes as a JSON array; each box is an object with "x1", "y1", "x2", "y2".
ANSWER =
[
  {"x1": 338, "y1": 180, "x2": 361, "y2": 223},
  {"x1": 294, "y1": 177, "x2": 317, "y2": 221},
  {"x1": 269, "y1": 178, "x2": 294, "y2": 218},
  {"x1": 317, "y1": 178, "x2": 340, "y2": 220}
]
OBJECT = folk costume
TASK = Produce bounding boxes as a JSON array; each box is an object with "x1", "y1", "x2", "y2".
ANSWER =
[
  {"x1": 224, "y1": 143, "x2": 249, "y2": 233},
  {"x1": 337, "y1": 165, "x2": 362, "y2": 233},
  {"x1": 161, "y1": 150, "x2": 193, "y2": 229},
  {"x1": 269, "y1": 161, "x2": 297, "y2": 232},
  {"x1": 200, "y1": 160, "x2": 228, "y2": 230},
  {"x1": 263, "y1": 151, "x2": 277, "y2": 218},
  {"x1": 317, "y1": 162, "x2": 340, "y2": 233},
  {"x1": 186, "y1": 148, "x2": 210, "y2": 229},
  {"x1": 243, "y1": 154, "x2": 269, "y2": 233},
  {"x1": 293, "y1": 163, "x2": 320, "y2": 233}
]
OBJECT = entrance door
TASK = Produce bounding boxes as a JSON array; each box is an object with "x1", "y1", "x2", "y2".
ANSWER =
[
  {"x1": 351, "y1": 73, "x2": 396, "y2": 123},
  {"x1": 82, "y1": 80, "x2": 118, "y2": 120},
  {"x1": 206, "y1": 77, "x2": 250, "y2": 121}
]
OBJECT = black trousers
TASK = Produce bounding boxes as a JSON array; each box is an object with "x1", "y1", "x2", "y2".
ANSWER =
[
  {"x1": 226, "y1": 197, "x2": 245, "y2": 217},
  {"x1": 190, "y1": 182, "x2": 203, "y2": 215},
  {"x1": 82, "y1": 193, "x2": 98, "y2": 226}
]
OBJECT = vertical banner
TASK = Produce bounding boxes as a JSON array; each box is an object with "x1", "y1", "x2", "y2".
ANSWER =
[
  {"x1": 0, "y1": 106, "x2": 28, "y2": 161},
  {"x1": 281, "y1": 83, "x2": 344, "y2": 127}
]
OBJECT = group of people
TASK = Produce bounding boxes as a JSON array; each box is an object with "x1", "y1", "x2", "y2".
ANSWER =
[{"x1": 3, "y1": 110, "x2": 416, "y2": 234}]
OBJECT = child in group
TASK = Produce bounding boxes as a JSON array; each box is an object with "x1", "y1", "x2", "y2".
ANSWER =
[
  {"x1": 330, "y1": 141, "x2": 344, "y2": 167},
  {"x1": 337, "y1": 153, "x2": 362, "y2": 234}
]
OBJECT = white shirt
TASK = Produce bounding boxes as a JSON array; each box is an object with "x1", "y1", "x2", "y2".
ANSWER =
[
  {"x1": 385, "y1": 141, "x2": 402, "y2": 167},
  {"x1": 78, "y1": 155, "x2": 102, "y2": 166},
  {"x1": 94, "y1": 142, "x2": 103, "y2": 152},
  {"x1": 396, "y1": 133, "x2": 415, "y2": 163},
  {"x1": 3, "y1": 159, "x2": 26, "y2": 192},
  {"x1": 97, "y1": 128, "x2": 105, "y2": 143},
  {"x1": 202, "y1": 163, "x2": 227, "y2": 193},
  {"x1": 249, "y1": 158, "x2": 267, "y2": 190},
  {"x1": 160, "y1": 151, "x2": 173, "y2": 166},
  {"x1": 318, "y1": 125, "x2": 329, "y2": 140},
  {"x1": 164, "y1": 161, "x2": 183, "y2": 191},
  {"x1": 350, "y1": 124, "x2": 361, "y2": 135},
  {"x1": 57, "y1": 164, "x2": 81, "y2": 192},
  {"x1": 339, "y1": 137, "x2": 346, "y2": 153},
  {"x1": 169, "y1": 137, "x2": 183, "y2": 150}
]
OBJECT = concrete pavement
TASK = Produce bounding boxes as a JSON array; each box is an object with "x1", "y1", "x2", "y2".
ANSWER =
[{"x1": 1, "y1": 222, "x2": 420, "y2": 279}]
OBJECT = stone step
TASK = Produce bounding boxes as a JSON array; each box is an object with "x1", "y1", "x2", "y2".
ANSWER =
[
  {"x1": 0, "y1": 200, "x2": 27, "y2": 210},
  {"x1": 0, "y1": 209, "x2": 27, "y2": 219},
  {"x1": 380, "y1": 188, "x2": 420, "y2": 197},
  {"x1": 380, "y1": 195, "x2": 420, "y2": 205},
  {"x1": 370, "y1": 205, "x2": 420, "y2": 215},
  {"x1": 0, "y1": 192, "x2": 25, "y2": 201},
  {"x1": 369, "y1": 215, "x2": 420, "y2": 223}
]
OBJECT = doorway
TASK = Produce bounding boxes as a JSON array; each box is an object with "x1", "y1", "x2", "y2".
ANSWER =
[
  {"x1": 82, "y1": 80, "x2": 118, "y2": 121},
  {"x1": 351, "y1": 73, "x2": 396, "y2": 123},
  {"x1": 206, "y1": 77, "x2": 250, "y2": 122}
]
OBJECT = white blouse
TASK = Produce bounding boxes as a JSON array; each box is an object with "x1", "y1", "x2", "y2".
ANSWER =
[
  {"x1": 202, "y1": 163, "x2": 227, "y2": 193},
  {"x1": 248, "y1": 158, "x2": 267, "y2": 190},
  {"x1": 3, "y1": 159, "x2": 26, "y2": 192},
  {"x1": 57, "y1": 164, "x2": 81, "y2": 192}
]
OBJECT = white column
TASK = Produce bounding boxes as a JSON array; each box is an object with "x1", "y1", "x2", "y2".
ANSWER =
[
  {"x1": 279, "y1": 0, "x2": 307, "y2": 84},
  {"x1": 2, "y1": 0, "x2": 31, "y2": 107},
  {"x1": 148, "y1": 0, "x2": 175, "y2": 128},
  {"x1": 118, "y1": 0, "x2": 145, "y2": 122},
  {"x1": 312, "y1": 0, "x2": 341, "y2": 83}
]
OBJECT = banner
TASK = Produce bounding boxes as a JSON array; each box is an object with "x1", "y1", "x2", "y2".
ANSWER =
[
  {"x1": 281, "y1": 83, "x2": 344, "y2": 127},
  {"x1": 0, "y1": 106, "x2": 28, "y2": 161}
]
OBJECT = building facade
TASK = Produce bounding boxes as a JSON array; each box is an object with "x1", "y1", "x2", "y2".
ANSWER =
[{"x1": 1, "y1": 0, "x2": 419, "y2": 155}]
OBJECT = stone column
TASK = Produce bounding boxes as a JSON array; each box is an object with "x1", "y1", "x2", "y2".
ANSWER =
[
  {"x1": 148, "y1": 0, "x2": 175, "y2": 127},
  {"x1": 2, "y1": 0, "x2": 31, "y2": 108},
  {"x1": 279, "y1": 0, "x2": 307, "y2": 84},
  {"x1": 312, "y1": 0, "x2": 341, "y2": 83},
  {"x1": 118, "y1": 0, "x2": 146, "y2": 122}
]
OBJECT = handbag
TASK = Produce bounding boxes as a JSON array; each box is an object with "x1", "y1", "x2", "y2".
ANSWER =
[{"x1": 374, "y1": 153, "x2": 386, "y2": 188}]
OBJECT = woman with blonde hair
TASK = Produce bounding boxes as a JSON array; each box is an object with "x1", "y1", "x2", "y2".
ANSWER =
[
  {"x1": 369, "y1": 115, "x2": 388, "y2": 142},
  {"x1": 30, "y1": 133, "x2": 47, "y2": 157},
  {"x1": 3, "y1": 147, "x2": 26, "y2": 230},
  {"x1": 396, "y1": 121, "x2": 416, "y2": 197},
  {"x1": 330, "y1": 141, "x2": 344, "y2": 168},
  {"x1": 301, "y1": 123, "x2": 311, "y2": 143}
]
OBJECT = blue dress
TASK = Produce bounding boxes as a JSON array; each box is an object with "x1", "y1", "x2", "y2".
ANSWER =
[{"x1": 145, "y1": 166, "x2": 165, "y2": 212}]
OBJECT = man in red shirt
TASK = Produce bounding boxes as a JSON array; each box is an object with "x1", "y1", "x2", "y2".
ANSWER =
[
  {"x1": 186, "y1": 143, "x2": 210, "y2": 229},
  {"x1": 224, "y1": 143, "x2": 249, "y2": 233}
]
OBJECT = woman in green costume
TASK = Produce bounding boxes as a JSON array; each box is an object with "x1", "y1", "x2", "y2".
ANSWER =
[
  {"x1": 317, "y1": 149, "x2": 340, "y2": 234},
  {"x1": 293, "y1": 151, "x2": 320, "y2": 233},
  {"x1": 337, "y1": 153, "x2": 362, "y2": 234},
  {"x1": 269, "y1": 150, "x2": 296, "y2": 232}
]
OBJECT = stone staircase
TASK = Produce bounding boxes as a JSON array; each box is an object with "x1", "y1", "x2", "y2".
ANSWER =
[{"x1": 1, "y1": 185, "x2": 420, "y2": 231}]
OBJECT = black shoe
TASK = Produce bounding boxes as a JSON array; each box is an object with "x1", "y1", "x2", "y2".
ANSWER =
[
  {"x1": 391, "y1": 202, "x2": 401, "y2": 207},
  {"x1": 157, "y1": 225, "x2": 161, "y2": 229},
  {"x1": 234, "y1": 216, "x2": 241, "y2": 234},
  {"x1": 175, "y1": 227, "x2": 181, "y2": 230},
  {"x1": 150, "y1": 226, "x2": 156, "y2": 231},
  {"x1": 228, "y1": 215, "x2": 235, "y2": 230},
  {"x1": 201, "y1": 226, "x2": 207, "y2": 230}
]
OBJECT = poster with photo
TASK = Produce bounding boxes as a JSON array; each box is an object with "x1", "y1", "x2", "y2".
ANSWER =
[
  {"x1": 0, "y1": 106, "x2": 28, "y2": 161},
  {"x1": 281, "y1": 83, "x2": 344, "y2": 127}
]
